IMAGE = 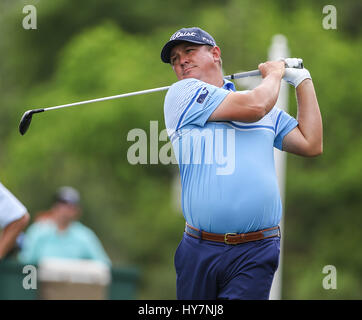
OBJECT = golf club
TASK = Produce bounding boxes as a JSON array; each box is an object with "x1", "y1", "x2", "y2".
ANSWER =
[{"x1": 19, "y1": 59, "x2": 303, "y2": 135}]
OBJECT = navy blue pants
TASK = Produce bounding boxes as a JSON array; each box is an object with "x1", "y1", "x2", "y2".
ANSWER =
[{"x1": 174, "y1": 232, "x2": 280, "y2": 300}]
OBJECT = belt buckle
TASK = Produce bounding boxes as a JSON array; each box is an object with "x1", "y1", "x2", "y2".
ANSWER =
[{"x1": 224, "y1": 232, "x2": 238, "y2": 245}]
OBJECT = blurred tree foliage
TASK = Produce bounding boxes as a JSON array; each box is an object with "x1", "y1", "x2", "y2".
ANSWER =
[{"x1": 0, "y1": 0, "x2": 361, "y2": 299}]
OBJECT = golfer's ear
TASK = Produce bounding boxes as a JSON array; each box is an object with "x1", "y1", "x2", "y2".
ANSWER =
[{"x1": 211, "y1": 46, "x2": 221, "y2": 64}]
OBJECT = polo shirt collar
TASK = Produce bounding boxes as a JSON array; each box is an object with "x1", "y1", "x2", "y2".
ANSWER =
[{"x1": 223, "y1": 79, "x2": 236, "y2": 92}]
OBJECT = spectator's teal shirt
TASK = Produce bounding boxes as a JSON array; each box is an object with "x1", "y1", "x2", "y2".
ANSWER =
[{"x1": 18, "y1": 221, "x2": 111, "y2": 266}]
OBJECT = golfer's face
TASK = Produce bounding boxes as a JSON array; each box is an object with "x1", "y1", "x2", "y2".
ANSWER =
[{"x1": 170, "y1": 42, "x2": 215, "y2": 81}]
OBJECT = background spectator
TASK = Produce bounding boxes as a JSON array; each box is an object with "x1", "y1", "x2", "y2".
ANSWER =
[{"x1": 18, "y1": 186, "x2": 111, "y2": 266}]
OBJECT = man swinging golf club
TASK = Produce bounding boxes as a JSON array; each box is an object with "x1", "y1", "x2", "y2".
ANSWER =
[{"x1": 161, "y1": 27, "x2": 323, "y2": 299}]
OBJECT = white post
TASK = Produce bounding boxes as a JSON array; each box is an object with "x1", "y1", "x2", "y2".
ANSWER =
[{"x1": 268, "y1": 34, "x2": 290, "y2": 300}]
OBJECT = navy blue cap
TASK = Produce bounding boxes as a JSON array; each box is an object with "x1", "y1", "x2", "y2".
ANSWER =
[{"x1": 161, "y1": 27, "x2": 217, "y2": 63}]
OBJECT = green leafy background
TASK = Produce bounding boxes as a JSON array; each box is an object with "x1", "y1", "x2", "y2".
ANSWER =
[{"x1": 0, "y1": 0, "x2": 361, "y2": 299}]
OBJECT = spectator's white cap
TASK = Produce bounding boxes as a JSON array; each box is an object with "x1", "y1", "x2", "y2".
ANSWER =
[{"x1": 55, "y1": 186, "x2": 80, "y2": 205}]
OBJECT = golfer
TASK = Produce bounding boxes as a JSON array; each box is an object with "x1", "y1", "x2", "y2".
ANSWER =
[{"x1": 161, "y1": 27, "x2": 322, "y2": 299}]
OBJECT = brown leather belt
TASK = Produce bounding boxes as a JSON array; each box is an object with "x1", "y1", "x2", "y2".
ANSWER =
[{"x1": 185, "y1": 223, "x2": 280, "y2": 245}]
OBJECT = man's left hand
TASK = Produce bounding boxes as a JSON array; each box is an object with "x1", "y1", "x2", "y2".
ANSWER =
[{"x1": 283, "y1": 58, "x2": 312, "y2": 88}]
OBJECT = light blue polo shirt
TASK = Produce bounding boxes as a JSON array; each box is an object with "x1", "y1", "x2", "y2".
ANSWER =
[{"x1": 164, "y1": 78, "x2": 298, "y2": 234}]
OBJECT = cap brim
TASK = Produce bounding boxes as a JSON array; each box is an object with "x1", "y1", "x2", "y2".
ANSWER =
[{"x1": 160, "y1": 39, "x2": 206, "y2": 63}]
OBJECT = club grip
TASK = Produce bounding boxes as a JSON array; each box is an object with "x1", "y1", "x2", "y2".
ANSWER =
[{"x1": 284, "y1": 58, "x2": 303, "y2": 69}]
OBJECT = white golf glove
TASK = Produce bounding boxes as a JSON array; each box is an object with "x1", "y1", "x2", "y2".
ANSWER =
[{"x1": 282, "y1": 58, "x2": 311, "y2": 87}]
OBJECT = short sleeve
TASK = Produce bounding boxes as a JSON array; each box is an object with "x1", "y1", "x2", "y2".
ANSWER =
[
  {"x1": 18, "y1": 222, "x2": 52, "y2": 265},
  {"x1": 164, "y1": 78, "x2": 231, "y2": 138},
  {"x1": 0, "y1": 182, "x2": 27, "y2": 229},
  {"x1": 272, "y1": 108, "x2": 298, "y2": 150}
]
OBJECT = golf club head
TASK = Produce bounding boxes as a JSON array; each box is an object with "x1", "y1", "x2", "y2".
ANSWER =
[{"x1": 19, "y1": 109, "x2": 44, "y2": 135}]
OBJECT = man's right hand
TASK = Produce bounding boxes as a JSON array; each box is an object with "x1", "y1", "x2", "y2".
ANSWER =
[
  {"x1": 209, "y1": 60, "x2": 286, "y2": 123},
  {"x1": 209, "y1": 60, "x2": 285, "y2": 123},
  {"x1": 258, "y1": 60, "x2": 285, "y2": 79}
]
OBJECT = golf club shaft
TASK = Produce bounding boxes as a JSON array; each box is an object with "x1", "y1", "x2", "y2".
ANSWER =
[
  {"x1": 24, "y1": 58, "x2": 304, "y2": 115},
  {"x1": 45, "y1": 86, "x2": 171, "y2": 112},
  {"x1": 38, "y1": 70, "x2": 262, "y2": 113},
  {"x1": 224, "y1": 69, "x2": 261, "y2": 80},
  {"x1": 19, "y1": 59, "x2": 304, "y2": 135}
]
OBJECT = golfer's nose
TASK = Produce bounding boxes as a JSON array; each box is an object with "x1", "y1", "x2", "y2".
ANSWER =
[{"x1": 179, "y1": 53, "x2": 189, "y2": 67}]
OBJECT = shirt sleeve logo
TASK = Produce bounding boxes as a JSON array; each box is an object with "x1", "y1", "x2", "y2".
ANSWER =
[{"x1": 196, "y1": 87, "x2": 209, "y2": 104}]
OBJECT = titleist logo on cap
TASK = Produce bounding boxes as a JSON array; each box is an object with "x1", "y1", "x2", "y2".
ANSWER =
[
  {"x1": 202, "y1": 37, "x2": 214, "y2": 45},
  {"x1": 170, "y1": 31, "x2": 197, "y2": 40}
]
